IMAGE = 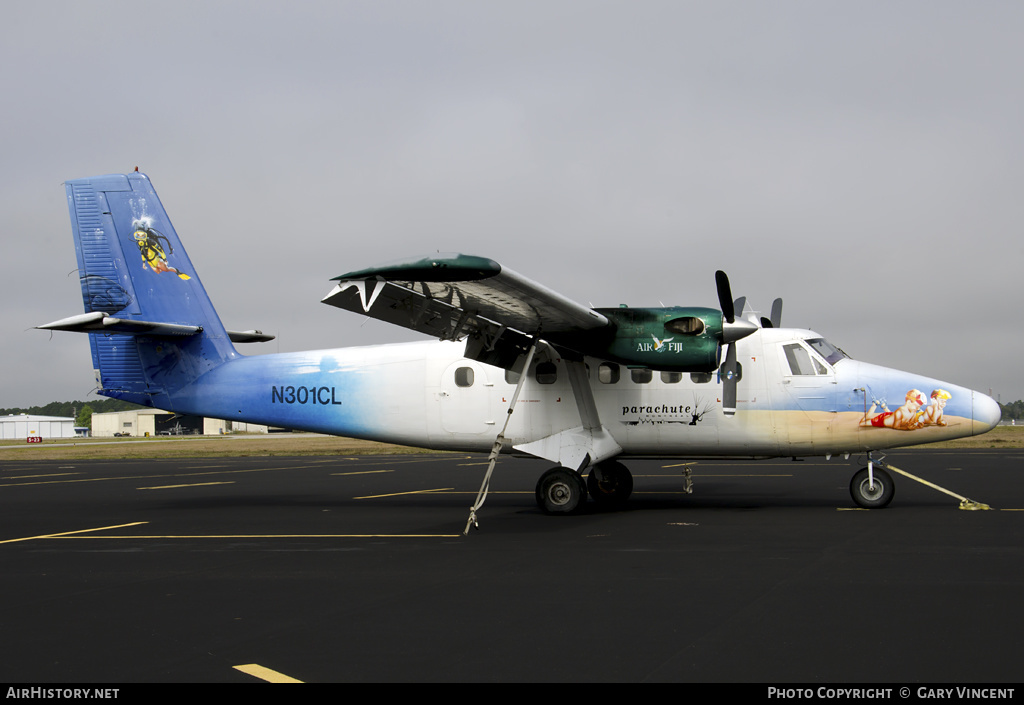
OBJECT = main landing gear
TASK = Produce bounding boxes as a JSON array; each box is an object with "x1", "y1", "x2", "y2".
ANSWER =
[
  {"x1": 536, "y1": 468, "x2": 587, "y2": 514},
  {"x1": 535, "y1": 461, "x2": 634, "y2": 514}
]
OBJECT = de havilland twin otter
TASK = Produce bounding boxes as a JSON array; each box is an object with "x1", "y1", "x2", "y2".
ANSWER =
[{"x1": 39, "y1": 172, "x2": 1000, "y2": 518}]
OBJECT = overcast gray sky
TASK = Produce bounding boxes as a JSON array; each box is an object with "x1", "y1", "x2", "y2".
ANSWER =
[{"x1": 4, "y1": 1, "x2": 1023, "y2": 409}]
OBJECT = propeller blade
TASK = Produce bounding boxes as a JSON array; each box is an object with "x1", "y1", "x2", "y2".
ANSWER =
[
  {"x1": 770, "y1": 298, "x2": 783, "y2": 328},
  {"x1": 715, "y1": 270, "x2": 734, "y2": 323},
  {"x1": 720, "y1": 343, "x2": 741, "y2": 416},
  {"x1": 733, "y1": 296, "x2": 746, "y2": 319}
]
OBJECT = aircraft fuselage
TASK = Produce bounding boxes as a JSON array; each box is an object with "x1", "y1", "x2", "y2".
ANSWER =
[{"x1": 158, "y1": 327, "x2": 999, "y2": 459}]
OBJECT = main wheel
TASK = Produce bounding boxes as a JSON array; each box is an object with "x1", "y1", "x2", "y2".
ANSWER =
[
  {"x1": 586, "y1": 460, "x2": 633, "y2": 507},
  {"x1": 850, "y1": 467, "x2": 895, "y2": 509},
  {"x1": 536, "y1": 467, "x2": 587, "y2": 515}
]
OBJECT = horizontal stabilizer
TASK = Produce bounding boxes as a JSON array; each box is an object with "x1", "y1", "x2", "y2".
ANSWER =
[
  {"x1": 227, "y1": 329, "x2": 275, "y2": 343},
  {"x1": 37, "y1": 313, "x2": 273, "y2": 343},
  {"x1": 37, "y1": 312, "x2": 202, "y2": 337}
]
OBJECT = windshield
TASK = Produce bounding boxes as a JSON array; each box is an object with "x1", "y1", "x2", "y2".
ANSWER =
[{"x1": 806, "y1": 338, "x2": 849, "y2": 366}]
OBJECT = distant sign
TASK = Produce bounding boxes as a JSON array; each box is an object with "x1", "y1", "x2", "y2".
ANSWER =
[{"x1": 26, "y1": 436, "x2": 42, "y2": 443}]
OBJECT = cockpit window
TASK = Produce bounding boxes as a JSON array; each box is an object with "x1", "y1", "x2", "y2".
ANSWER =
[
  {"x1": 806, "y1": 338, "x2": 849, "y2": 366},
  {"x1": 783, "y1": 343, "x2": 828, "y2": 376}
]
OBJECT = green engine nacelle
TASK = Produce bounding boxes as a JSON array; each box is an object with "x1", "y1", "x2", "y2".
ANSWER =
[{"x1": 589, "y1": 306, "x2": 725, "y2": 372}]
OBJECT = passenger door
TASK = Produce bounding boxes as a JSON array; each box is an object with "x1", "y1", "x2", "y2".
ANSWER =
[{"x1": 438, "y1": 360, "x2": 497, "y2": 434}]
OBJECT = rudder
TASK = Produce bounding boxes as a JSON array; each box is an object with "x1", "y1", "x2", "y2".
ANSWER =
[{"x1": 59, "y1": 172, "x2": 237, "y2": 406}]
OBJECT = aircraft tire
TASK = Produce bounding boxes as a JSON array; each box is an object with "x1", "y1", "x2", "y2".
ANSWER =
[
  {"x1": 536, "y1": 468, "x2": 587, "y2": 515},
  {"x1": 586, "y1": 460, "x2": 633, "y2": 507},
  {"x1": 850, "y1": 467, "x2": 895, "y2": 509}
]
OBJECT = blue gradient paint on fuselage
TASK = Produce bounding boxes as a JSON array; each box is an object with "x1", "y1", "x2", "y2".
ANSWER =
[{"x1": 161, "y1": 346, "x2": 426, "y2": 442}]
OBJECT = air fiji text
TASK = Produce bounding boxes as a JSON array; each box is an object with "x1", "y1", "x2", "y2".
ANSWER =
[
  {"x1": 271, "y1": 386, "x2": 342, "y2": 405},
  {"x1": 636, "y1": 341, "x2": 687, "y2": 353}
]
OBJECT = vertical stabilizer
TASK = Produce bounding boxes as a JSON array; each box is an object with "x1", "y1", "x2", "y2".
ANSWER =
[{"x1": 64, "y1": 173, "x2": 237, "y2": 406}]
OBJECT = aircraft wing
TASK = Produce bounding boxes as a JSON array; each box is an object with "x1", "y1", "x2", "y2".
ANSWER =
[{"x1": 322, "y1": 253, "x2": 609, "y2": 366}]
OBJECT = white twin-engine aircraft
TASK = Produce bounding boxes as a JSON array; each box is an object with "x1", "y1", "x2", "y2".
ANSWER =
[{"x1": 40, "y1": 173, "x2": 1000, "y2": 520}]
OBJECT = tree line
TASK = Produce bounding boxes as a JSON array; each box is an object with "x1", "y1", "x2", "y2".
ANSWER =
[{"x1": 999, "y1": 400, "x2": 1024, "y2": 422}]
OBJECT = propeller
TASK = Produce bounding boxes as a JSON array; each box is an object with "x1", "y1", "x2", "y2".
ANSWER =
[
  {"x1": 715, "y1": 270, "x2": 735, "y2": 323},
  {"x1": 733, "y1": 296, "x2": 746, "y2": 319},
  {"x1": 714, "y1": 271, "x2": 757, "y2": 416},
  {"x1": 760, "y1": 298, "x2": 783, "y2": 328},
  {"x1": 715, "y1": 271, "x2": 757, "y2": 343}
]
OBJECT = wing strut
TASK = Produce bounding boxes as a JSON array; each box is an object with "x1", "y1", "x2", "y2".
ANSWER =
[{"x1": 463, "y1": 339, "x2": 541, "y2": 535}]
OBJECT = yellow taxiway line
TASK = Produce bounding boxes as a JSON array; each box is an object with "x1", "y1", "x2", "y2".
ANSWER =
[
  {"x1": 233, "y1": 664, "x2": 303, "y2": 683},
  {"x1": 54, "y1": 534, "x2": 461, "y2": 539},
  {"x1": 0, "y1": 522, "x2": 148, "y2": 544},
  {"x1": 354, "y1": 487, "x2": 454, "y2": 500},
  {"x1": 137, "y1": 481, "x2": 236, "y2": 490}
]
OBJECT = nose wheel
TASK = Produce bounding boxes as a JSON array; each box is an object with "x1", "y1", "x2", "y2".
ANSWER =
[{"x1": 850, "y1": 466, "x2": 895, "y2": 508}]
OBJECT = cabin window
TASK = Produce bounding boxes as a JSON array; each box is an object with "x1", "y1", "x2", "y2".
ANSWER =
[
  {"x1": 690, "y1": 372, "x2": 713, "y2": 384},
  {"x1": 631, "y1": 368, "x2": 652, "y2": 384},
  {"x1": 505, "y1": 369, "x2": 520, "y2": 385},
  {"x1": 455, "y1": 366, "x2": 475, "y2": 387},
  {"x1": 665, "y1": 317, "x2": 706, "y2": 336},
  {"x1": 661, "y1": 371, "x2": 682, "y2": 384},
  {"x1": 599, "y1": 362, "x2": 620, "y2": 384},
  {"x1": 535, "y1": 361, "x2": 558, "y2": 384}
]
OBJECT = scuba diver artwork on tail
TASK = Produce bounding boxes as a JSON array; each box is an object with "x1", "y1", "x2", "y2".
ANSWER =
[{"x1": 132, "y1": 218, "x2": 191, "y2": 280}]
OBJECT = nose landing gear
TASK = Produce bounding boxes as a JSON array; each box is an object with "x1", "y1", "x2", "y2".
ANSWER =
[{"x1": 850, "y1": 465, "x2": 895, "y2": 509}]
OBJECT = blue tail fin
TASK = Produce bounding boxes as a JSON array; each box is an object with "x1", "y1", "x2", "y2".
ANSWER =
[{"x1": 59, "y1": 172, "x2": 237, "y2": 406}]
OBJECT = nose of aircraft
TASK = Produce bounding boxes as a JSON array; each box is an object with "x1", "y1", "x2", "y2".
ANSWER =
[{"x1": 973, "y1": 391, "x2": 1002, "y2": 435}]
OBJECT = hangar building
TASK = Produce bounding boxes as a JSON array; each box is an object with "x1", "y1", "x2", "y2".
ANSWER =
[
  {"x1": 91, "y1": 410, "x2": 269, "y2": 437},
  {"x1": 1, "y1": 414, "x2": 78, "y2": 439}
]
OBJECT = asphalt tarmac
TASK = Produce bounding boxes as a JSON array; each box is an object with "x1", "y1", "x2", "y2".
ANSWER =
[{"x1": 1, "y1": 449, "x2": 1022, "y2": 684}]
